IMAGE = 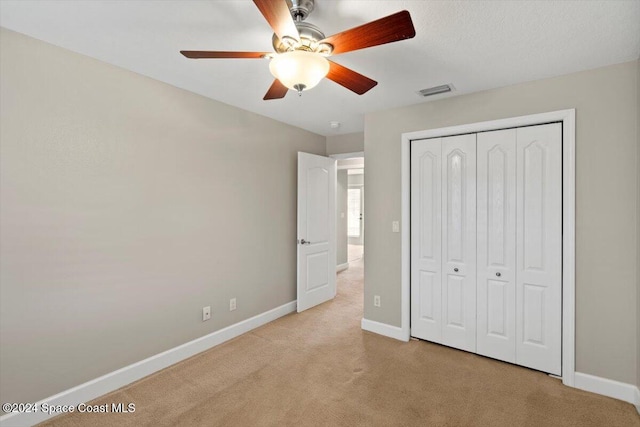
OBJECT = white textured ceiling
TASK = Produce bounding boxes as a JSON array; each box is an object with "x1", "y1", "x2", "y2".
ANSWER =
[{"x1": 1, "y1": 1, "x2": 639, "y2": 136}]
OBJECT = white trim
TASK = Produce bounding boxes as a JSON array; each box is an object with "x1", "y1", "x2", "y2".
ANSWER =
[
  {"x1": 0, "y1": 301, "x2": 297, "y2": 427},
  {"x1": 337, "y1": 262, "x2": 349, "y2": 272},
  {"x1": 338, "y1": 163, "x2": 364, "y2": 171},
  {"x1": 329, "y1": 151, "x2": 364, "y2": 160},
  {"x1": 361, "y1": 318, "x2": 409, "y2": 342},
  {"x1": 400, "y1": 136, "x2": 412, "y2": 341},
  {"x1": 561, "y1": 110, "x2": 576, "y2": 387},
  {"x1": 401, "y1": 110, "x2": 573, "y2": 140},
  {"x1": 399, "y1": 109, "x2": 576, "y2": 385},
  {"x1": 346, "y1": 168, "x2": 364, "y2": 174},
  {"x1": 574, "y1": 372, "x2": 640, "y2": 405}
]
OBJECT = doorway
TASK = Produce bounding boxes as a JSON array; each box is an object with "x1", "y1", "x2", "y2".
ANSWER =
[
  {"x1": 348, "y1": 168, "x2": 364, "y2": 262},
  {"x1": 331, "y1": 152, "x2": 365, "y2": 320},
  {"x1": 332, "y1": 154, "x2": 364, "y2": 269}
]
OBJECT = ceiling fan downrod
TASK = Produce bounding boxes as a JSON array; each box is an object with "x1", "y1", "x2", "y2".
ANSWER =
[{"x1": 289, "y1": 0, "x2": 315, "y2": 21}]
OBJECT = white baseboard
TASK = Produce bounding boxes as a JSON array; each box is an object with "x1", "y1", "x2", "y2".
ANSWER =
[
  {"x1": 361, "y1": 318, "x2": 409, "y2": 342},
  {"x1": 336, "y1": 262, "x2": 349, "y2": 272},
  {"x1": 0, "y1": 301, "x2": 297, "y2": 427},
  {"x1": 573, "y1": 372, "x2": 640, "y2": 406}
]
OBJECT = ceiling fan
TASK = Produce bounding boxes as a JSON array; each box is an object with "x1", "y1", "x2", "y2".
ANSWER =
[{"x1": 180, "y1": 0, "x2": 416, "y2": 100}]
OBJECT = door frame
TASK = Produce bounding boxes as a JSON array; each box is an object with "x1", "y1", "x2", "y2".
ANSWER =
[
  {"x1": 331, "y1": 151, "x2": 365, "y2": 161},
  {"x1": 400, "y1": 109, "x2": 576, "y2": 387},
  {"x1": 331, "y1": 151, "x2": 365, "y2": 266}
]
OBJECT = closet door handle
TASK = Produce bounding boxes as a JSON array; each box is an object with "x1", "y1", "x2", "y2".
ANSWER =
[
  {"x1": 496, "y1": 272, "x2": 501, "y2": 277},
  {"x1": 453, "y1": 267, "x2": 459, "y2": 273}
]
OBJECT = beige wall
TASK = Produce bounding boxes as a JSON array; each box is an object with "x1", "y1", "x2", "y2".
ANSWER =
[
  {"x1": 326, "y1": 132, "x2": 364, "y2": 155},
  {"x1": 0, "y1": 29, "x2": 326, "y2": 403},
  {"x1": 336, "y1": 170, "x2": 348, "y2": 266},
  {"x1": 364, "y1": 61, "x2": 639, "y2": 385}
]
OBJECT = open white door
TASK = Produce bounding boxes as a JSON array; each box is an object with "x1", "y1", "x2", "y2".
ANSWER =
[{"x1": 297, "y1": 152, "x2": 336, "y2": 312}]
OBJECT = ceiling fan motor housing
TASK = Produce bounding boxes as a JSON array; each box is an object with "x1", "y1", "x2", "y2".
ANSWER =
[
  {"x1": 272, "y1": 0, "x2": 334, "y2": 55},
  {"x1": 272, "y1": 21, "x2": 329, "y2": 54}
]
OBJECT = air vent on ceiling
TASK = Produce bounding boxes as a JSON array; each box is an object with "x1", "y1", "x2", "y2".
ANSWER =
[{"x1": 417, "y1": 84, "x2": 454, "y2": 97}]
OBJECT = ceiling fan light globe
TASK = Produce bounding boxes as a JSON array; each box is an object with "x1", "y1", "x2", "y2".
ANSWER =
[{"x1": 269, "y1": 50, "x2": 329, "y2": 92}]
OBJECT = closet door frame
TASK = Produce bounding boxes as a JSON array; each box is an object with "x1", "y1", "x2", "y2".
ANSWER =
[{"x1": 400, "y1": 109, "x2": 576, "y2": 388}]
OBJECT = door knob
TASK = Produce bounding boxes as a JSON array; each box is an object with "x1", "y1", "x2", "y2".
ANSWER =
[
  {"x1": 300, "y1": 239, "x2": 312, "y2": 245},
  {"x1": 496, "y1": 272, "x2": 502, "y2": 277},
  {"x1": 453, "y1": 267, "x2": 459, "y2": 272}
]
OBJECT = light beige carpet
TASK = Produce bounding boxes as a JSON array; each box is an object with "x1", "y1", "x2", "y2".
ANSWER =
[
  {"x1": 40, "y1": 259, "x2": 639, "y2": 426},
  {"x1": 348, "y1": 244, "x2": 363, "y2": 262}
]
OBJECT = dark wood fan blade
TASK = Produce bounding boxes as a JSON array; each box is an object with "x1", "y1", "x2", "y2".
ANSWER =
[
  {"x1": 180, "y1": 51, "x2": 270, "y2": 59},
  {"x1": 264, "y1": 79, "x2": 288, "y2": 100},
  {"x1": 253, "y1": 0, "x2": 299, "y2": 42},
  {"x1": 326, "y1": 61, "x2": 377, "y2": 95},
  {"x1": 320, "y1": 10, "x2": 415, "y2": 55}
]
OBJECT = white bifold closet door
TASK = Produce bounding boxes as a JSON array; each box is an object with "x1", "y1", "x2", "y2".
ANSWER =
[
  {"x1": 410, "y1": 138, "x2": 442, "y2": 343},
  {"x1": 515, "y1": 123, "x2": 562, "y2": 375},
  {"x1": 476, "y1": 129, "x2": 517, "y2": 363},
  {"x1": 411, "y1": 134, "x2": 476, "y2": 353},
  {"x1": 411, "y1": 123, "x2": 562, "y2": 375},
  {"x1": 476, "y1": 124, "x2": 561, "y2": 374},
  {"x1": 441, "y1": 134, "x2": 477, "y2": 352}
]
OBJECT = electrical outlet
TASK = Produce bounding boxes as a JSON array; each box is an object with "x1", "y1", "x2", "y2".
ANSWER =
[
  {"x1": 392, "y1": 221, "x2": 400, "y2": 233},
  {"x1": 229, "y1": 298, "x2": 237, "y2": 311},
  {"x1": 202, "y1": 306, "x2": 211, "y2": 321},
  {"x1": 374, "y1": 295, "x2": 381, "y2": 307}
]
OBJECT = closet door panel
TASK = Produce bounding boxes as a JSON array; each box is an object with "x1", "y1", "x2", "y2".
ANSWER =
[
  {"x1": 441, "y1": 134, "x2": 476, "y2": 352},
  {"x1": 516, "y1": 123, "x2": 562, "y2": 375},
  {"x1": 410, "y1": 138, "x2": 442, "y2": 342},
  {"x1": 477, "y1": 129, "x2": 517, "y2": 363}
]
